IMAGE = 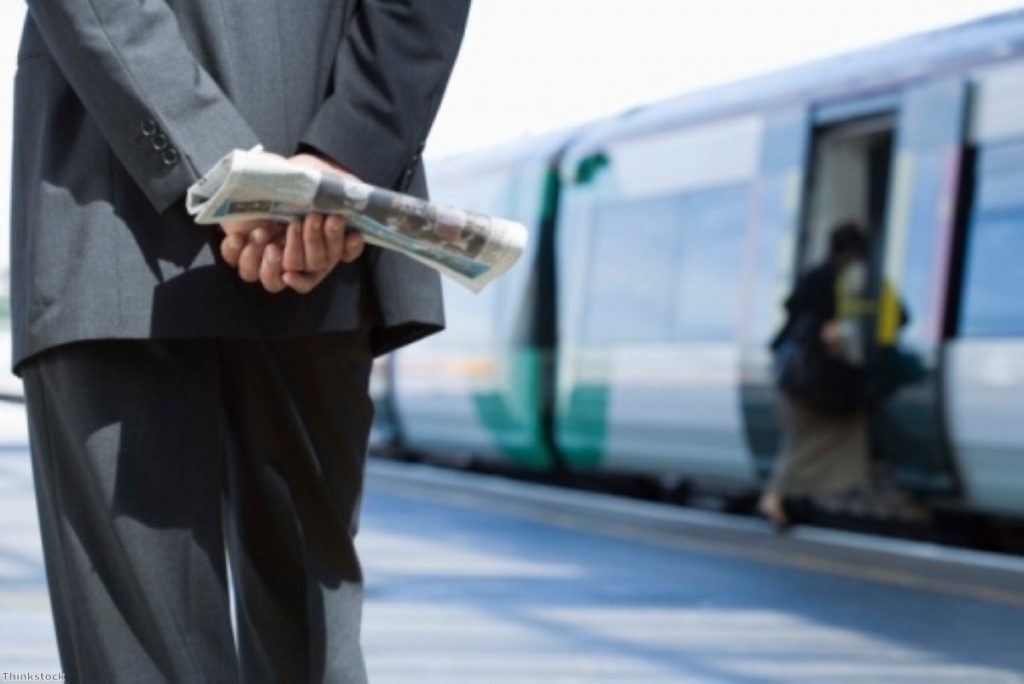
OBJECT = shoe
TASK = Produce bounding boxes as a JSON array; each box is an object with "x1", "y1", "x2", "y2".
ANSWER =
[{"x1": 758, "y1": 492, "x2": 791, "y2": 533}]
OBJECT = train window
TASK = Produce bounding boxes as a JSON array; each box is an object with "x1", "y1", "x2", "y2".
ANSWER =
[
  {"x1": 582, "y1": 196, "x2": 676, "y2": 344},
  {"x1": 970, "y1": 63, "x2": 1024, "y2": 145},
  {"x1": 671, "y1": 186, "x2": 748, "y2": 341},
  {"x1": 958, "y1": 140, "x2": 1024, "y2": 337},
  {"x1": 582, "y1": 185, "x2": 748, "y2": 345},
  {"x1": 606, "y1": 116, "x2": 762, "y2": 201}
]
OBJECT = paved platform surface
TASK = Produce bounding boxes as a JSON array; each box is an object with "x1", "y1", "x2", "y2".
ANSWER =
[{"x1": 2, "y1": 403, "x2": 1023, "y2": 682}]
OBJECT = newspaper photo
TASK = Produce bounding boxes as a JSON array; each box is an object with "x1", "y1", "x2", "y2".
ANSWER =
[{"x1": 186, "y1": 148, "x2": 527, "y2": 293}]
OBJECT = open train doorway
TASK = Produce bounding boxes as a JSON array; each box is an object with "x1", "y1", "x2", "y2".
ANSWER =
[
  {"x1": 795, "y1": 114, "x2": 897, "y2": 480},
  {"x1": 800, "y1": 115, "x2": 894, "y2": 281}
]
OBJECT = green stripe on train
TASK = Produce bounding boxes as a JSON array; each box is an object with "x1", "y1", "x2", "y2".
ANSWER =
[
  {"x1": 471, "y1": 348, "x2": 553, "y2": 469},
  {"x1": 557, "y1": 350, "x2": 611, "y2": 470},
  {"x1": 556, "y1": 382, "x2": 608, "y2": 470}
]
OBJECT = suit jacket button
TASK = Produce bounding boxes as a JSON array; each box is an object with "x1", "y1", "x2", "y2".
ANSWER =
[
  {"x1": 141, "y1": 119, "x2": 158, "y2": 137},
  {"x1": 151, "y1": 133, "x2": 169, "y2": 151},
  {"x1": 161, "y1": 148, "x2": 180, "y2": 167}
]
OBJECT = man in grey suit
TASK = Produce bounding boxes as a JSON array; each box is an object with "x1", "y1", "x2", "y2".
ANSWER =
[{"x1": 11, "y1": 1, "x2": 470, "y2": 681}]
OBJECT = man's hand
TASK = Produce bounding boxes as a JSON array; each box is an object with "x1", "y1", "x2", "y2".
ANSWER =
[
  {"x1": 220, "y1": 221, "x2": 288, "y2": 285},
  {"x1": 218, "y1": 152, "x2": 365, "y2": 293},
  {"x1": 264, "y1": 213, "x2": 364, "y2": 294}
]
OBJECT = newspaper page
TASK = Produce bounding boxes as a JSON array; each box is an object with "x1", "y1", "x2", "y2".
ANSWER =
[{"x1": 186, "y1": 148, "x2": 527, "y2": 293}]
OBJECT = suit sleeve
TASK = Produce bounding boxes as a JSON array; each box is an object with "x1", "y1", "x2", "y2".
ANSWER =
[
  {"x1": 300, "y1": 0, "x2": 471, "y2": 189},
  {"x1": 25, "y1": 0, "x2": 261, "y2": 213}
]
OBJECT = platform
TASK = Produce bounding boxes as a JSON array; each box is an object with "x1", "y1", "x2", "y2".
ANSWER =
[{"x1": 1, "y1": 406, "x2": 1023, "y2": 682}]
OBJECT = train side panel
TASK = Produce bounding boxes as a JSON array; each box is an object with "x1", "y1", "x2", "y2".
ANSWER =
[
  {"x1": 946, "y1": 342, "x2": 1024, "y2": 515},
  {"x1": 556, "y1": 118, "x2": 762, "y2": 483}
]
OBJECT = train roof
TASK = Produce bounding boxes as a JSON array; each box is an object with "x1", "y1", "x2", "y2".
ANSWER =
[
  {"x1": 563, "y1": 10, "x2": 1024, "y2": 172},
  {"x1": 426, "y1": 123, "x2": 591, "y2": 180}
]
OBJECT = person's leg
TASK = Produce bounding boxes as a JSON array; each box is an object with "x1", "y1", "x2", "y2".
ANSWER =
[
  {"x1": 21, "y1": 340, "x2": 237, "y2": 683},
  {"x1": 760, "y1": 393, "x2": 802, "y2": 531},
  {"x1": 218, "y1": 330, "x2": 374, "y2": 684}
]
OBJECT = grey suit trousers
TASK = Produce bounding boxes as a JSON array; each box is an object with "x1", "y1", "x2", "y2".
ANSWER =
[{"x1": 21, "y1": 332, "x2": 374, "y2": 684}]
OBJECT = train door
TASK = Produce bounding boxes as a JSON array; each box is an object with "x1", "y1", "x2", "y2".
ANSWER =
[
  {"x1": 870, "y1": 80, "x2": 969, "y2": 493},
  {"x1": 743, "y1": 83, "x2": 969, "y2": 497},
  {"x1": 786, "y1": 83, "x2": 968, "y2": 495},
  {"x1": 739, "y1": 105, "x2": 899, "y2": 478}
]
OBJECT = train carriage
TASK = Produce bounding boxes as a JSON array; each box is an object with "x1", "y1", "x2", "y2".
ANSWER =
[
  {"x1": 384, "y1": 10, "x2": 1024, "y2": 521},
  {"x1": 555, "y1": 10, "x2": 1024, "y2": 514}
]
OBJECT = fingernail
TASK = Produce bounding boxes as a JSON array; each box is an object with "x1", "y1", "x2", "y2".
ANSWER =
[
  {"x1": 328, "y1": 221, "x2": 344, "y2": 233},
  {"x1": 251, "y1": 229, "x2": 268, "y2": 246},
  {"x1": 228, "y1": 234, "x2": 244, "y2": 249},
  {"x1": 267, "y1": 246, "x2": 281, "y2": 264}
]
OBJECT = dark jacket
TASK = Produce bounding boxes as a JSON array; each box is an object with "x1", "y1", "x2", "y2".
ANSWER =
[
  {"x1": 10, "y1": 0, "x2": 470, "y2": 372},
  {"x1": 771, "y1": 261, "x2": 838, "y2": 351}
]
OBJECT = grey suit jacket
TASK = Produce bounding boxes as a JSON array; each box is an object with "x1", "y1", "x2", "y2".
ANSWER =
[{"x1": 10, "y1": 0, "x2": 470, "y2": 373}]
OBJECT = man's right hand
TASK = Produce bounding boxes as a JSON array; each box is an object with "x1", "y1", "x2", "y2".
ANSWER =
[{"x1": 219, "y1": 214, "x2": 364, "y2": 294}]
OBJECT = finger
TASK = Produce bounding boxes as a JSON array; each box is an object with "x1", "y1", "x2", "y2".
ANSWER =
[
  {"x1": 238, "y1": 243, "x2": 265, "y2": 283},
  {"x1": 303, "y1": 213, "x2": 328, "y2": 272},
  {"x1": 248, "y1": 224, "x2": 273, "y2": 247},
  {"x1": 220, "y1": 233, "x2": 246, "y2": 267},
  {"x1": 283, "y1": 270, "x2": 327, "y2": 295},
  {"x1": 282, "y1": 220, "x2": 305, "y2": 272},
  {"x1": 260, "y1": 243, "x2": 287, "y2": 293},
  {"x1": 324, "y1": 215, "x2": 347, "y2": 265},
  {"x1": 341, "y1": 231, "x2": 365, "y2": 264}
]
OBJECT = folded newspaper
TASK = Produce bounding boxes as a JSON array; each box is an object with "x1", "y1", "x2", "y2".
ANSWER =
[{"x1": 186, "y1": 148, "x2": 526, "y2": 293}]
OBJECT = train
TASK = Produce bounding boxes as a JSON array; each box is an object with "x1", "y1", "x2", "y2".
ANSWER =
[{"x1": 371, "y1": 11, "x2": 1024, "y2": 522}]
